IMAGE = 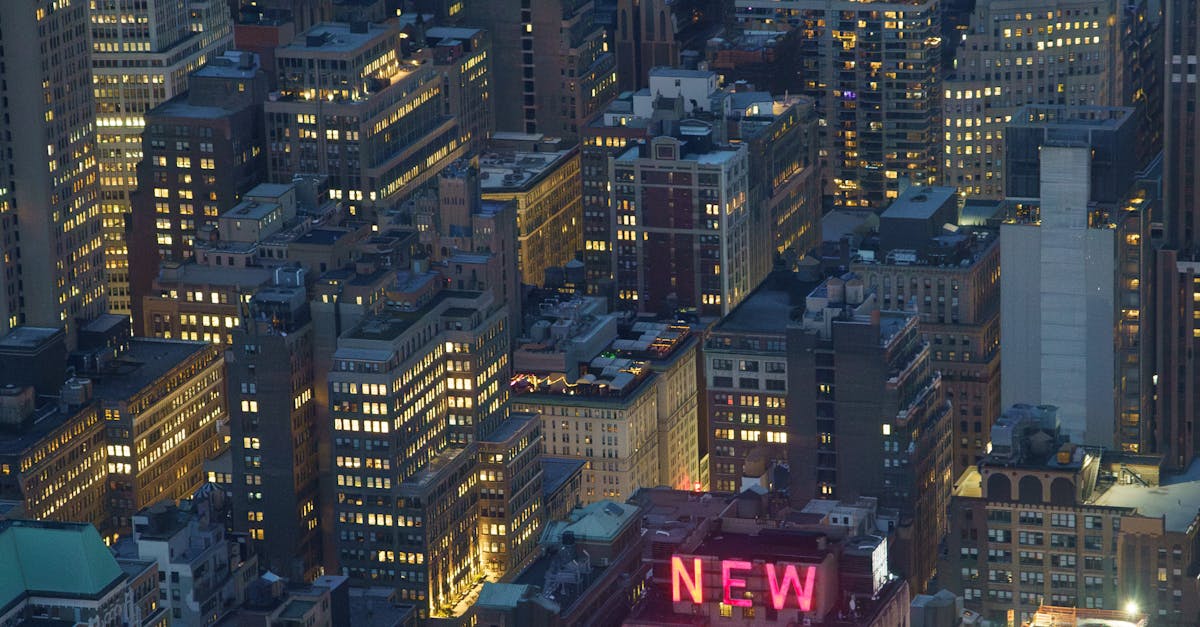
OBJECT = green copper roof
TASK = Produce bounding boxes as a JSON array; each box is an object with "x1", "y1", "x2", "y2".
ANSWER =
[{"x1": 0, "y1": 520, "x2": 124, "y2": 613}]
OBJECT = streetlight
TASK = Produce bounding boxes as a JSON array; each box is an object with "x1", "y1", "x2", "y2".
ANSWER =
[{"x1": 1124, "y1": 600, "x2": 1139, "y2": 616}]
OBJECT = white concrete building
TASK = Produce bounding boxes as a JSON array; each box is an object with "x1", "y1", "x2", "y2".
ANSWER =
[{"x1": 1001, "y1": 145, "x2": 1115, "y2": 446}]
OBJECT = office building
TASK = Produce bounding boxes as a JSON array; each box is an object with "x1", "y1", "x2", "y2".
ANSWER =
[
  {"x1": 404, "y1": 160, "x2": 522, "y2": 329},
  {"x1": 787, "y1": 273, "x2": 953, "y2": 592},
  {"x1": 127, "y1": 50, "x2": 271, "y2": 326},
  {"x1": 582, "y1": 68, "x2": 821, "y2": 305},
  {"x1": 85, "y1": 333, "x2": 228, "y2": 534},
  {"x1": 0, "y1": 381, "x2": 108, "y2": 533},
  {"x1": 734, "y1": 0, "x2": 942, "y2": 210},
  {"x1": 479, "y1": 143, "x2": 583, "y2": 288},
  {"x1": 541, "y1": 456, "x2": 586, "y2": 524},
  {"x1": 1000, "y1": 106, "x2": 1141, "y2": 448},
  {"x1": 941, "y1": 0, "x2": 1124, "y2": 198},
  {"x1": 942, "y1": 404, "x2": 1200, "y2": 626},
  {"x1": 703, "y1": 270, "x2": 810, "y2": 494},
  {"x1": 328, "y1": 275, "x2": 511, "y2": 618},
  {"x1": 91, "y1": 0, "x2": 233, "y2": 314},
  {"x1": 512, "y1": 331, "x2": 660, "y2": 504},
  {"x1": 423, "y1": 27, "x2": 495, "y2": 154},
  {"x1": 1152, "y1": 0, "x2": 1200, "y2": 471},
  {"x1": 477, "y1": 412, "x2": 544, "y2": 581},
  {"x1": 851, "y1": 186, "x2": 1002, "y2": 474},
  {"x1": 614, "y1": 0, "x2": 680, "y2": 92},
  {"x1": 266, "y1": 21, "x2": 466, "y2": 216},
  {"x1": 462, "y1": 0, "x2": 617, "y2": 140},
  {"x1": 0, "y1": 1, "x2": 106, "y2": 346},
  {"x1": 225, "y1": 283, "x2": 321, "y2": 581},
  {"x1": 0, "y1": 519, "x2": 166, "y2": 626},
  {"x1": 611, "y1": 132, "x2": 752, "y2": 317}
]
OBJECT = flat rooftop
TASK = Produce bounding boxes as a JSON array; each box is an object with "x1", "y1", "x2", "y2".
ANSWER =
[
  {"x1": 0, "y1": 327, "x2": 61, "y2": 350},
  {"x1": 880, "y1": 186, "x2": 957, "y2": 221},
  {"x1": 481, "y1": 412, "x2": 535, "y2": 444},
  {"x1": 291, "y1": 227, "x2": 353, "y2": 246},
  {"x1": 713, "y1": 272, "x2": 817, "y2": 335},
  {"x1": 282, "y1": 22, "x2": 392, "y2": 55},
  {"x1": 342, "y1": 289, "x2": 481, "y2": 343},
  {"x1": 156, "y1": 263, "x2": 274, "y2": 288},
  {"x1": 89, "y1": 339, "x2": 211, "y2": 403},
  {"x1": 542, "y1": 456, "x2": 587, "y2": 497},
  {"x1": 479, "y1": 150, "x2": 574, "y2": 192},
  {"x1": 1092, "y1": 458, "x2": 1200, "y2": 532},
  {"x1": 0, "y1": 403, "x2": 85, "y2": 458}
]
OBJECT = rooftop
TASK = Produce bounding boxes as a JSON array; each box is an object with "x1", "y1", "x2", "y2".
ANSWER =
[
  {"x1": 0, "y1": 520, "x2": 124, "y2": 615},
  {"x1": 291, "y1": 227, "x2": 353, "y2": 247},
  {"x1": 0, "y1": 401, "x2": 89, "y2": 459},
  {"x1": 879, "y1": 186, "x2": 957, "y2": 221},
  {"x1": 0, "y1": 327, "x2": 61, "y2": 351},
  {"x1": 194, "y1": 50, "x2": 260, "y2": 79},
  {"x1": 542, "y1": 456, "x2": 587, "y2": 498},
  {"x1": 88, "y1": 339, "x2": 211, "y2": 404},
  {"x1": 542, "y1": 500, "x2": 639, "y2": 545},
  {"x1": 474, "y1": 583, "x2": 533, "y2": 610},
  {"x1": 480, "y1": 412, "x2": 536, "y2": 444},
  {"x1": 283, "y1": 22, "x2": 393, "y2": 55},
  {"x1": 156, "y1": 262, "x2": 275, "y2": 288},
  {"x1": 1092, "y1": 458, "x2": 1200, "y2": 532},
  {"x1": 341, "y1": 289, "x2": 482, "y2": 343},
  {"x1": 479, "y1": 150, "x2": 575, "y2": 192},
  {"x1": 712, "y1": 271, "x2": 817, "y2": 335}
]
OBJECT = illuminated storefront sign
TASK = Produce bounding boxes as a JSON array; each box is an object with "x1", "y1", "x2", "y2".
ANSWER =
[{"x1": 670, "y1": 556, "x2": 816, "y2": 610}]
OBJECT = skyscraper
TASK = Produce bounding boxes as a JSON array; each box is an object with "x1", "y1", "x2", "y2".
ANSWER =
[
  {"x1": 0, "y1": 1, "x2": 106, "y2": 345},
  {"x1": 941, "y1": 0, "x2": 1124, "y2": 198},
  {"x1": 734, "y1": 0, "x2": 943, "y2": 210},
  {"x1": 1153, "y1": 0, "x2": 1200, "y2": 470},
  {"x1": 91, "y1": 0, "x2": 232, "y2": 314},
  {"x1": 1000, "y1": 106, "x2": 1139, "y2": 448},
  {"x1": 614, "y1": 0, "x2": 680, "y2": 92},
  {"x1": 463, "y1": 0, "x2": 618, "y2": 141}
]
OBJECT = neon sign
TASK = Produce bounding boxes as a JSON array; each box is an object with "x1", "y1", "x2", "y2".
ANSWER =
[{"x1": 670, "y1": 556, "x2": 816, "y2": 611}]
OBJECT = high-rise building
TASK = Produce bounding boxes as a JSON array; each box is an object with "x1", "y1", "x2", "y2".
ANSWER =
[
  {"x1": 226, "y1": 283, "x2": 321, "y2": 581},
  {"x1": 127, "y1": 50, "x2": 270, "y2": 325},
  {"x1": 702, "y1": 270, "x2": 810, "y2": 494},
  {"x1": 941, "y1": 0, "x2": 1124, "y2": 198},
  {"x1": 1153, "y1": 0, "x2": 1200, "y2": 471},
  {"x1": 84, "y1": 333, "x2": 228, "y2": 534},
  {"x1": 423, "y1": 27, "x2": 495, "y2": 154},
  {"x1": 941, "y1": 404, "x2": 1200, "y2": 626},
  {"x1": 477, "y1": 412, "x2": 544, "y2": 580},
  {"x1": 479, "y1": 141, "x2": 583, "y2": 288},
  {"x1": 0, "y1": 1, "x2": 106, "y2": 346},
  {"x1": 851, "y1": 186, "x2": 1002, "y2": 474},
  {"x1": 125, "y1": 494, "x2": 258, "y2": 625},
  {"x1": 0, "y1": 382, "x2": 108, "y2": 533},
  {"x1": 581, "y1": 68, "x2": 821, "y2": 302},
  {"x1": 266, "y1": 21, "x2": 467, "y2": 217},
  {"x1": 610, "y1": 133, "x2": 753, "y2": 317},
  {"x1": 91, "y1": 0, "x2": 233, "y2": 314},
  {"x1": 734, "y1": 0, "x2": 943, "y2": 210},
  {"x1": 328, "y1": 278, "x2": 510, "y2": 618},
  {"x1": 462, "y1": 0, "x2": 617, "y2": 140},
  {"x1": 787, "y1": 272, "x2": 953, "y2": 592},
  {"x1": 1000, "y1": 106, "x2": 1141, "y2": 448},
  {"x1": 614, "y1": 0, "x2": 679, "y2": 92}
]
